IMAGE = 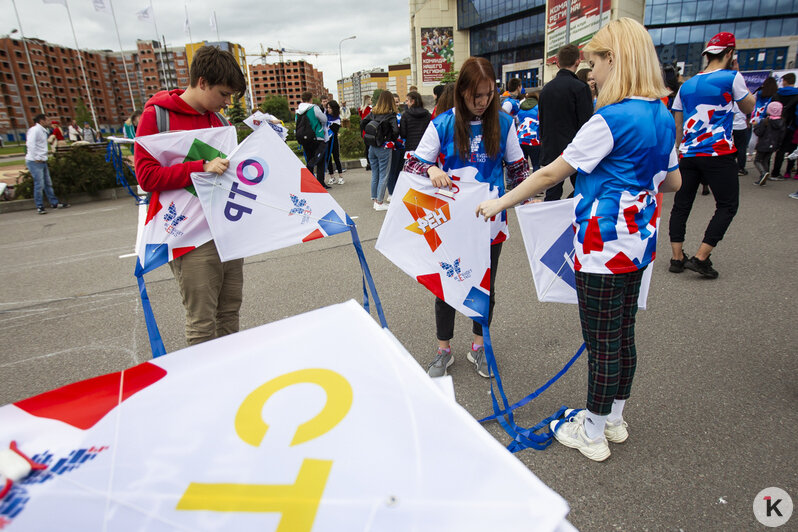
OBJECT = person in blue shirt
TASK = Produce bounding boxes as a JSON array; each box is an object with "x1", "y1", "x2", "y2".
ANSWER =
[
  {"x1": 668, "y1": 32, "x2": 755, "y2": 279},
  {"x1": 477, "y1": 18, "x2": 682, "y2": 462},
  {"x1": 516, "y1": 92, "x2": 541, "y2": 171},
  {"x1": 501, "y1": 77, "x2": 522, "y2": 120},
  {"x1": 770, "y1": 73, "x2": 798, "y2": 179},
  {"x1": 406, "y1": 56, "x2": 529, "y2": 379}
]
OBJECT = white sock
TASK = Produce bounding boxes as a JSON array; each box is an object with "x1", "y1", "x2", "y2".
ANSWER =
[
  {"x1": 584, "y1": 411, "x2": 608, "y2": 440},
  {"x1": 608, "y1": 399, "x2": 626, "y2": 423}
]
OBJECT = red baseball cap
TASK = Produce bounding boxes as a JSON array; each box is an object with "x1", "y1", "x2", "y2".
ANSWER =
[{"x1": 703, "y1": 32, "x2": 735, "y2": 55}]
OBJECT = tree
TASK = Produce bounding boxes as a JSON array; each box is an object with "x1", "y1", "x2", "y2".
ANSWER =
[
  {"x1": 258, "y1": 95, "x2": 292, "y2": 123},
  {"x1": 372, "y1": 89, "x2": 384, "y2": 105},
  {"x1": 74, "y1": 98, "x2": 92, "y2": 126},
  {"x1": 440, "y1": 70, "x2": 459, "y2": 84},
  {"x1": 226, "y1": 98, "x2": 247, "y2": 125}
]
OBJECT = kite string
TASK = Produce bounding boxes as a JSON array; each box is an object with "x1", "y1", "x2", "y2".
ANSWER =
[{"x1": 102, "y1": 369, "x2": 126, "y2": 532}]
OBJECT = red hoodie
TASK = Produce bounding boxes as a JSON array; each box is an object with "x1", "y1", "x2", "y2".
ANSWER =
[{"x1": 134, "y1": 89, "x2": 227, "y2": 197}]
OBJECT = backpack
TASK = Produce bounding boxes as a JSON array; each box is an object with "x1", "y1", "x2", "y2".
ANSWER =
[
  {"x1": 295, "y1": 111, "x2": 315, "y2": 142},
  {"x1": 363, "y1": 115, "x2": 393, "y2": 147},
  {"x1": 154, "y1": 104, "x2": 229, "y2": 132}
]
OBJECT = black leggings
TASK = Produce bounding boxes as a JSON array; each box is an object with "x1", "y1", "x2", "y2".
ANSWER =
[
  {"x1": 669, "y1": 154, "x2": 739, "y2": 248},
  {"x1": 435, "y1": 243, "x2": 502, "y2": 340},
  {"x1": 327, "y1": 133, "x2": 342, "y2": 175}
]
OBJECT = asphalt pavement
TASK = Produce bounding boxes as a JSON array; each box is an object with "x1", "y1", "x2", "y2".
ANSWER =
[{"x1": 1, "y1": 165, "x2": 796, "y2": 530}]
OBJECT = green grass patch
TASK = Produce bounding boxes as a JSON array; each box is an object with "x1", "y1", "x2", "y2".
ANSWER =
[{"x1": 0, "y1": 145, "x2": 26, "y2": 155}]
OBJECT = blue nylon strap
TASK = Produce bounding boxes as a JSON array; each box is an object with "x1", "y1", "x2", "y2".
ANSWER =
[
  {"x1": 105, "y1": 141, "x2": 146, "y2": 204},
  {"x1": 134, "y1": 258, "x2": 166, "y2": 358},
  {"x1": 478, "y1": 343, "x2": 586, "y2": 423},
  {"x1": 346, "y1": 214, "x2": 388, "y2": 329},
  {"x1": 482, "y1": 325, "x2": 582, "y2": 452}
]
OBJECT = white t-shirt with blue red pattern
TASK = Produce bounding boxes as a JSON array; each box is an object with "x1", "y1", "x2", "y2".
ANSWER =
[
  {"x1": 414, "y1": 108, "x2": 524, "y2": 244},
  {"x1": 672, "y1": 69, "x2": 750, "y2": 157},
  {"x1": 562, "y1": 97, "x2": 679, "y2": 274},
  {"x1": 516, "y1": 106, "x2": 540, "y2": 146}
]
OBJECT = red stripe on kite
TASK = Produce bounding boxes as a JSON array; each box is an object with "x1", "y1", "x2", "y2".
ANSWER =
[
  {"x1": 417, "y1": 273, "x2": 445, "y2": 300},
  {"x1": 15, "y1": 362, "x2": 167, "y2": 430},
  {"x1": 302, "y1": 229, "x2": 324, "y2": 242},
  {"x1": 145, "y1": 199, "x2": 162, "y2": 225},
  {"x1": 172, "y1": 246, "x2": 195, "y2": 259},
  {"x1": 300, "y1": 167, "x2": 328, "y2": 193},
  {"x1": 480, "y1": 268, "x2": 491, "y2": 291}
]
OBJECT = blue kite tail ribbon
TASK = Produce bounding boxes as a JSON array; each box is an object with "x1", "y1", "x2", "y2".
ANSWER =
[
  {"x1": 105, "y1": 141, "x2": 146, "y2": 204},
  {"x1": 134, "y1": 258, "x2": 166, "y2": 358},
  {"x1": 479, "y1": 343, "x2": 586, "y2": 423},
  {"x1": 482, "y1": 325, "x2": 566, "y2": 452},
  {"x1": 346, "y1": 214, "x2": 388, "y2": 329}
]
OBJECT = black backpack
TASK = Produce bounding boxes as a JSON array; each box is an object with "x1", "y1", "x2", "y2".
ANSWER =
[
  {"x1": 295, "y1": 111, "x2": 315, "y2": 142},
  {"x1": 363, "y1": 115, "x2": 393, "y2": 147}
]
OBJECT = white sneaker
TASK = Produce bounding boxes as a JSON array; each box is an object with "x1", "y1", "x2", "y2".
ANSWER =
[
  {"x1": 564, "y1": 408, "x2": 628, "y2": 443},
  {"x1": 373, "y1": 201, "x2": 389, "y2": 211},
  {"x1": 550, "y1": 410, "x2": 611, "y2": 461},
  {"x1": 336, "y1": 176, "x2": 345, "y2": 185},
  {"x1": 325, "y1": 176, "x2": 335, "y2": 186},
  {"x1": 787, "y1": 149, "x2": 798, "y2": 161}
]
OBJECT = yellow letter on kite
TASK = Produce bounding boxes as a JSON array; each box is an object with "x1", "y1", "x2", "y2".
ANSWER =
[
  {"x1": 234, "y1": 368, "x2": 353, "y2": 447},
  {"x1": 176, "y1": 458, "x2": 332, "y2": 532}
]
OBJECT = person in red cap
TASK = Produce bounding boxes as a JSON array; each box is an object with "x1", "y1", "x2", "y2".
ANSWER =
[{"x1": 668, "y1": 32, "x2": 755, "y2": 279}]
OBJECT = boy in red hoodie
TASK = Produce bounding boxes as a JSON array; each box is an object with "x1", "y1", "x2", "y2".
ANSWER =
[{"x1": 134, "y1": 46, "x2": 247, "y2": 346}]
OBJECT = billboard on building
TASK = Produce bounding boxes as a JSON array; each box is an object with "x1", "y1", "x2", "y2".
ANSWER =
[
  {"x1": 420, "y1": 27, "x2": 454, "y2": 84},
  {"x1": 546, "y1": 0, "x2": 611, "y2": 63}
]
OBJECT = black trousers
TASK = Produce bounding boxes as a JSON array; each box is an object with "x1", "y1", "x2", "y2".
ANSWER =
[
  {"x1": 299, "y1": 139, "x2": 327, "y2": 185},
  {"x1": 732, "y1": 127, "x2": 751, "y2": 171},
  {"x1": 521, "y1": 144, "x2": 541, "y2": 172},
  {"x1": 669, "y1": 154, "x2": 739, "y2": 248},
  {"x1": 754, "y1": 151, "x2": 773, "y2": 176},
  {"x1": 544, "y1": 173, "x2": 576, "y2": 201},
  {"x1": 327, "y1": 134, "x2": 342, "y2": 175},
  {"x1": 435, "y1": 242, "x2": 502, "y2": 341},
  {"x1": 771, "y1": 130, "x2": 796, "y2": 176},
  {"x1": 387, "y1": 147, "x2": 405, "y2": 196}
]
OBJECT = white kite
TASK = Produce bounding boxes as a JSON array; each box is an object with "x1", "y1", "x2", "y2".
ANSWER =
[
  {"x1": 244, "y1": 111, "x2": 288, "y2": 141},
  {"x1": 134, "y1": 126, "x2": 238, "y2": 274},
  {"x1": 515, "y1": 197, "x2": 658, "y2": 309},
  {"x1": 192, "y1": 126, "x2": 350, "y2": 262},
  {"x1": 375, "y1": 171, "x2": 494, "y2": 322},
  {"x1": 0, "y1": 301, "x2": 573, "y2": 531}
]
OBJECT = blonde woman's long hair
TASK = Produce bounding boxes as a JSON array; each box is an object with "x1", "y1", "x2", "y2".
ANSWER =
[{"x1": 583, "y1": 18, "x2": 668, "y2": 109}]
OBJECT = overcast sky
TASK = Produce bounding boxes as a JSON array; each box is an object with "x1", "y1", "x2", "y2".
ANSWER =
[{"x1": 5, "y1": 0, "x2": 411, "y2": 99}]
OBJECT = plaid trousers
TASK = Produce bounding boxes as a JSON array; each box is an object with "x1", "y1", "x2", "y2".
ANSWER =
[{"x1": 575, "y1": 267, "x2": 646, "y2": 415}]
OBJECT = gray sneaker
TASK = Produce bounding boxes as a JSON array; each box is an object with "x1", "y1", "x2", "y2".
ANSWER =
[
  {"x1": 467, "y1": 345, "x2": 493, "y2": 378},
  {"x1": 427, "y1": 349, "x2": 453, "y2": 377}
]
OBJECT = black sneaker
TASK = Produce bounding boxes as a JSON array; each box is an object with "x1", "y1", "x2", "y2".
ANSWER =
[
  {"x1": 51, "y1": 202, "x2": 70, "y2": 209},
  {"x1": 669, "y1": 253, "x2": 687, "y2": 273},
  {"x1": 684, "y1": 255, "x2": 719, "y2": 279},
  {"x1": 37, "y1": 207, "x2": 47, "y2": 215},
  {"x1": 756, "y1": 172, "x2": 769, "y2": 186}
]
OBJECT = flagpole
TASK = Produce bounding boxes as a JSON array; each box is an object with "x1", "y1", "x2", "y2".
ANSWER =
[
  {"x1": 10, "y1": 0, "x2": 44, "y2": 112},
  {"x1": 149, "y1": 0, "x2": 170, "y2": 90},
  {"x1": 213, "y1": 11, "x2": 220, "y2": 42},
  {"x1": 185, "y1": 3, "x2": 193, "y2": 44},
  {"x1": 108, "y1": 0, "x2": 137, "y2": 111},
  {"x1": 63, "y1": 0, "x2": 100, "y2": 131}
]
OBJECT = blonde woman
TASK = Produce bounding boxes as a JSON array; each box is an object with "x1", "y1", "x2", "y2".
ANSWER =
[
  {"x1": 477, "y1": 18, "x2": 682, "y2": 461},
  {"x1": 361, "y1": 91, "x2": 399, "y2": 210}
]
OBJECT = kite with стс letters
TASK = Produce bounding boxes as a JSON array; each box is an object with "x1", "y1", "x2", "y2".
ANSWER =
[{"x1": 0, "y1": 301, "x2": 574, "y2": 532}]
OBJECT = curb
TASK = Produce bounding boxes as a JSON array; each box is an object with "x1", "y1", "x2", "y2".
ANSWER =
[{"x1": 0, "y1": 187, "x2": 136, "y2": 214}]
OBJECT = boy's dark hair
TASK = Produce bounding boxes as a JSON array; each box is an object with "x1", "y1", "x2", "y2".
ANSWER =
[
  {"x1": 782, "y1": 73, "x2": 796, "y2": 86},
  {"x1": 557, "y1": 44, "x2": 580, "y2": 68},
  {"x1": 301, "y1": 91, "x2": 313, "y2": 102},
  {"x1": 507, "y1": 78, "x2": 522, "y2": 92},
  {"x1": 33, "y1": 113, "x2": 46, "y2": 123},
  {"x1": 704, "y1": 47, "x2": 733, "y2": 66},
  {"x1": 189, "y1": 46, "x2": 246, "y2": 98},
  {"x1": 433, "y1": 84, "x2": 445, "y2": 99}
]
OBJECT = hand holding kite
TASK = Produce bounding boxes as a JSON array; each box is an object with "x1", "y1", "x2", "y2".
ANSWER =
[
  {"x1": 428, "y1": 166, "x2": 452, "y2": 189},
  {"x1": 203, "y1": 157, "x2": 229, "y2": 174}
]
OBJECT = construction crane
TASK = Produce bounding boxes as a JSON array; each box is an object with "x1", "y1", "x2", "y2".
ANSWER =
[{"x1": 245, "y1": 44, "x2": 333, "y2": 104}]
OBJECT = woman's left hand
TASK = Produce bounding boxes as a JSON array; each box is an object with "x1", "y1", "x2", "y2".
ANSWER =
[{"x1": 476, "y1": 199, "x2": 503, "y2": 220}]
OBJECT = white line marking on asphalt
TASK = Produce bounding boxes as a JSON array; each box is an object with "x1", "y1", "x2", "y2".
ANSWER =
[{"x1": 119, "y1": 253, "x2": 137, "y2": 258}]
